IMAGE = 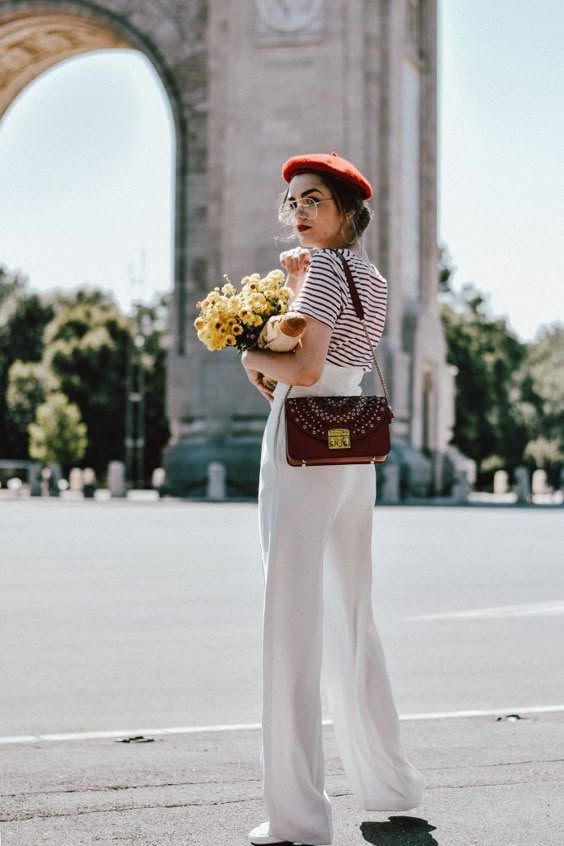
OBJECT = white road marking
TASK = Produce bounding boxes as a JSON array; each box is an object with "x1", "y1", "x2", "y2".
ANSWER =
[
  {"x1": 1, "y1": 704, "x2": 564, "y2": 745},
  {"x1": 408, "y1": 600, "x2": 564, "y2": 621}
]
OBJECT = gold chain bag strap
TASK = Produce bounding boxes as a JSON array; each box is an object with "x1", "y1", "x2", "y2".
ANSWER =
[{"x1": 284, "y1": 252, "x2": 393, "y2": 467}]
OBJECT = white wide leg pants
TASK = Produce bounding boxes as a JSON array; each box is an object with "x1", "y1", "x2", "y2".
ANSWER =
[{"x1": 257, "y1": 363, "x2": 424, "y2": 845}]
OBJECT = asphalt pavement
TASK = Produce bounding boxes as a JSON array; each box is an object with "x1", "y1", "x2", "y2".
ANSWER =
[{"x1": 1, "y1": 499, "x2": 563, "y2": 845}]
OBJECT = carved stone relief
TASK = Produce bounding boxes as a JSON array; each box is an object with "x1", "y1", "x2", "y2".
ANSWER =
[
  {"x1": 0, "y1": 14, "x2": 129, "y2": 118},
  {"x1": 255, "y1": 0, "x2": 324, "y2": 44}
]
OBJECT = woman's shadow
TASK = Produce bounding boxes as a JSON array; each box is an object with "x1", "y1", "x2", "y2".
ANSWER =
[{"x1": 360, "y1": 815, "x2": 439, "y2": 845}]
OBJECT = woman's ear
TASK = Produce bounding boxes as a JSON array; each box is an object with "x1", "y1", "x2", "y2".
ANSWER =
[{"x1": 343, "y1": 208, "x2": 356, "y2": 231}]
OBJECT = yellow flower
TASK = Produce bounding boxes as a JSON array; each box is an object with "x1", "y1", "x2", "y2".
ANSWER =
[
  {"x1": 246, "y1": 293, "x2": 265, "y2": 313},
  {"x1": 266, "y1": 269, "x2": 284, "y2": 285},
  {"x1": 195, "y1": 269, "x2": 290, "y2": 352},
  {"x1": 208, "y1": 330, "x2": 226, "y2": 349}
]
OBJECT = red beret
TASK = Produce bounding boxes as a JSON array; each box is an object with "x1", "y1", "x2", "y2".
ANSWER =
[{"x1": 281, "y1": 151, "x2": 372, "y2": 200}]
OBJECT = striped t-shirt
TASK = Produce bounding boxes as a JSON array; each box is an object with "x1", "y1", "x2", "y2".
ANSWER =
[{"x1": 290, "y1": 248, "x2": 387, "y2": 372}]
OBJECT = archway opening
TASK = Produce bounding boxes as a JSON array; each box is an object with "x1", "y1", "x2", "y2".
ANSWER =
[{"x1": 0, "y1": 11, "x2": 175, "y2": 487}]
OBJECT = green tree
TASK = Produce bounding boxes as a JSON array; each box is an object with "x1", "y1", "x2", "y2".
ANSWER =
[
  {"x1": 41, "y1": 289, "x2": 170, "y2": 482},
  {"x1": 438, "y1": 247, "x2": 531, "y2": 487},
  {"x1": 1, "y1": 269, "x2": 171, "y2": 481},
  {"x1": 0, "y1": 270, "x2": 54, "y2": 457},
  {"x1": 41, "y1": 291, "x2": 130, "y2": 474},
  {"x1": 0, "y1": 264, "x2": 27, "y2": 312},
  {"x1": 28, "y1": 392, "x2": 88, "y2": 469},
  {"x1": 520, "y1": 322, "x2": 564, "y2": 485},
  {"x1": 6, "y1": 361, "x2": 60, "y2": 457}
]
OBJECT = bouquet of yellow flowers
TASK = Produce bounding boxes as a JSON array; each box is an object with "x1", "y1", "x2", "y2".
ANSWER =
[{"x1": 194, "y1": 269, "x2": 305, "y2": 354}]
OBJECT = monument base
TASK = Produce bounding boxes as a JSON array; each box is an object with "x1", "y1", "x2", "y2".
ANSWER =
[
  {"x1": 163, "y1": 435, "x2": 263, "y2": 499},
  {"x1": 163, "y1": 435, "x2": 465, "y2": 501}
]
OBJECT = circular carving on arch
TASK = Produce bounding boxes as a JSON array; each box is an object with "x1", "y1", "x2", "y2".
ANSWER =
[{"x1": 0, "y1": 11, "x2": 130, "y2": 118}]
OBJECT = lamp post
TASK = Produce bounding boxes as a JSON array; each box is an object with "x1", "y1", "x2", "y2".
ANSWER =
[
  {"x1": 125, "y1": 252, "x2": 147, "y2": 490},
  {"x1": 125, "y1": 308, "x2": 146, "y2": 490}
]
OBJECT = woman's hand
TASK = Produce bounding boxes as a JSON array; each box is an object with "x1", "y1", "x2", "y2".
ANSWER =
[
  {"x1": 241, "y1": 351, "x2": 274, "y2": 403},
  {"x1": 280, "y1": 248, "x2": 311, "y2": 294}
]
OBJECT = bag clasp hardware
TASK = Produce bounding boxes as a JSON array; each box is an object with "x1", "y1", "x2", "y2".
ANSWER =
[{"x1": 328, "y1": 428, "x2": 351, "y2": 449}]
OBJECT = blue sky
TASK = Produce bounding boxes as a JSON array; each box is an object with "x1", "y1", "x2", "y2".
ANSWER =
[
  {"x1": 0, "y1": 50, "x2": 174, "y2": 314},
  {"x1": 438, "y1": 1, "x2": 564, "y2": 340},
  {"x1": 0, "y1": 2, "x2": 562, "y2": 340}
]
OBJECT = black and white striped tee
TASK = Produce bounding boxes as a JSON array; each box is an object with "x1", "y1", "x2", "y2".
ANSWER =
[{"x1": 290, "y1": 248, "x2": 387, "y2": 372}]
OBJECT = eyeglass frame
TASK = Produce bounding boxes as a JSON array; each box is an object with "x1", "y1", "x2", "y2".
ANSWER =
[{"x1": 278, "y1": 195, "x2": 336, "y2": 224}]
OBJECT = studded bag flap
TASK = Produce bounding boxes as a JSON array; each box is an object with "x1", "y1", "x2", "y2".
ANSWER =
[
  {"x1": 284, "y1": 253, "x2": 393, "y2": 467},
  {"x1": 285, "y1": 395, "x2": 393, "y2": 442}
]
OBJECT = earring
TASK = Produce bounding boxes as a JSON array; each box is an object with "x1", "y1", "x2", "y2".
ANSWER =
[{"x1": 340, "y1": 220, "x2": 356, "y2": 245}]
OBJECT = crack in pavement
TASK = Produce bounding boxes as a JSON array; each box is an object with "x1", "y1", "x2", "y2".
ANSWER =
[
  {"x1": 3, "y1": 772, "x2": 564, "y2": 823},
  {"x1": 422, "y1": 756, "x2": 564, "y2": 771},
  {"x1": 3, "y1": 756, "x2": 561, "y2": 802},
  {"x1": 0, "y1": 775, "x2": 261, "y2": 800},
  {"x1": 0, "y1": 795, "x2": 262, "y2": 823}
]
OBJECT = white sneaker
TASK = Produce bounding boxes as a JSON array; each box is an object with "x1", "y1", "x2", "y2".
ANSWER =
[{"x1": 248, "y1": 822, "x2": 294, "y2": 844}]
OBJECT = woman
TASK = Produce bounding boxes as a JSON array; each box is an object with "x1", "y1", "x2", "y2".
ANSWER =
[{"x1": 241, "y1": 153, "x2": 424, "y2": 846}]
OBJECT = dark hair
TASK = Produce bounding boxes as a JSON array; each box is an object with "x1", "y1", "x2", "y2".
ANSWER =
[
  {"x1": 319, "y1": 172, "x2": 373, "y2": 238},
  {"x1": 278, "y1": 171, "x2": 373, "y2": 239}
]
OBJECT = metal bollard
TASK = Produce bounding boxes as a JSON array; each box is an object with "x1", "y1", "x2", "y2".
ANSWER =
[
  {"x1": 380, "y1": 463, "x2": 400, "y2": 504},
  {"x1": 513, "y1": 466, "x2": 530, "y2": 503},
  {"x1": 108, "y1": 461, "x2": 126, "y2": 497},
  {"x1": 207, "y1": 462, "x2": 226, "y2": 501}
]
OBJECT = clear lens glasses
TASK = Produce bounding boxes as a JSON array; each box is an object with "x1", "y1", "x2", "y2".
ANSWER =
[{"x1": 278, "y1": 196, "x2": 334, "y2": 225}]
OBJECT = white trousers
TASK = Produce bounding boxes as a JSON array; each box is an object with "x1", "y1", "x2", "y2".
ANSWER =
[{"x1": 257, "y1": 363, "x2": 424, "y2": 845}]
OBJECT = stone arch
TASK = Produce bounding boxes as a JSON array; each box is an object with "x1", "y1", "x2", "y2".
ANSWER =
[
  {"x1": 0, "y1": 11, "x2": 129, "y2": 115},
  {"x1": 0, "y1": 0, "x2": 206, "y2": 364}
]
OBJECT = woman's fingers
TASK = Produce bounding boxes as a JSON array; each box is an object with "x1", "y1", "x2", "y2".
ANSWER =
[
  {"x1": 257, "y1": 384, "x2": 274, "y2": 403},
  {"x1": 245, "y1": 367, "x2": 274, "y2": 403},
  {"x1": 280, "y1": 248, "x2": 311, "y2": 274},
  {"x1": 282, "y1": 248, "x2": 310, "y2": 272},
  {"x1": 297, "y1": 250, "x2": 311, "y2": 273},
  {"x1": 255, "y1": 382, "x2": 274, "y2": 402}
]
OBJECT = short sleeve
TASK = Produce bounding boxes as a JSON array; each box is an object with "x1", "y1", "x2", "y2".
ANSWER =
[{"x1": 290, "y1": 251, "x2": 345, "y2": 330}]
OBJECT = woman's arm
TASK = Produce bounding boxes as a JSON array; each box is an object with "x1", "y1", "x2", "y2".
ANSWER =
[
  {"x1": 241, "y1": 248, "x2": 337, "y2": 401},
  {"x1": 242, "y1": 315, "x2": 332, "y2": 401}
]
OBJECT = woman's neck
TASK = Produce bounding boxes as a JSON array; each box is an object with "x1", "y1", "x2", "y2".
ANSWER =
[
  {"x1": 324, "y1": 241, "x2": 367, "y2": 259},
  {"x1": 343, "y1": 243, "x2": 363, "y2": 256}
]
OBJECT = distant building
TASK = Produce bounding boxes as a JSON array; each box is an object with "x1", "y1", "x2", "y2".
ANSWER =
[{"x1": 0, "y1": 0, "x2": 459, "y2": 497}]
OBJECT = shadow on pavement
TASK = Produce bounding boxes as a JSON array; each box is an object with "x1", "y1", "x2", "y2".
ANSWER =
[{"x1": 360, "y1": 815, "x2": 439, "y2": 844}]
